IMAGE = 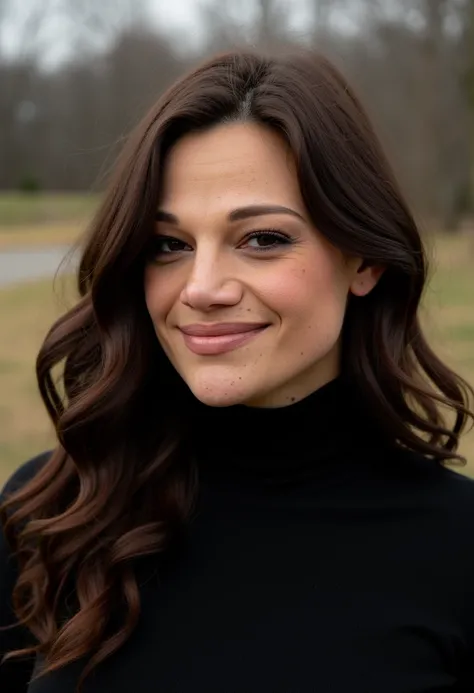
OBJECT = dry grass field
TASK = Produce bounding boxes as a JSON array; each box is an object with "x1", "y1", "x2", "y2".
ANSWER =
[
  {"x1": 0, "y1": 206, "x2": 473, "y2": 486},
  {"x1": 0, "y1": 193, "x2": 98, "y2": 248}
]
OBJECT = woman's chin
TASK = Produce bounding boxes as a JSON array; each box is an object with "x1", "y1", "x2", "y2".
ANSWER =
[
  {"x1": 190, "y1": 386, "x2": 249, "y2": 408},
  {"x1": 185, "y1": 374, "x2": 254, "y2": 408}
]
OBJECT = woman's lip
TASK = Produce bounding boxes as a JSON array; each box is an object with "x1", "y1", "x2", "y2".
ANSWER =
[
  {"x1": 180, "y1": 326, "x2": 268, "y2": 355},
  {"x1": 179, "y1": 322, "x2": 269, "y2": 336}
]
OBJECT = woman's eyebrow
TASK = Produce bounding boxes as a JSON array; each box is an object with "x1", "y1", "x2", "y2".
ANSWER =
[{"x1": 155, "y1": 204, "x2": 305, "y2": 225}]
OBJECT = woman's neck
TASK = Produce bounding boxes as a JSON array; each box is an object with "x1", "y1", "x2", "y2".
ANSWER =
[{"x1": 187, "y1": 376, "x2": 390, "y2": 485}]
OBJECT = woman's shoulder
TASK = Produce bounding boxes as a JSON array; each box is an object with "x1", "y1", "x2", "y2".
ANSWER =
[
  {"x1": 0, "y1": 456, "x2": 48, "y2": 688},
  {"x1": 393, "y1": 446, "x2": 474, "y2": 488},
  {"x1": 434, "y1": 462, "x2": 474, "y2": 511},
  {"x1": 386, "y1": 446, "x2": 474, "y2": 522},
  {"x1": 1, "y1": 451, "x2": 53, "y2": 573},
  {"x1": 1, "y1": 450, "x2": 53, "y2": 500}
]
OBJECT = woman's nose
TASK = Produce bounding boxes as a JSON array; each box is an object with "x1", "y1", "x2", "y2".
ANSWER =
[{"x1": 179, "y1": 255, "x2": 243, "y2": 312}]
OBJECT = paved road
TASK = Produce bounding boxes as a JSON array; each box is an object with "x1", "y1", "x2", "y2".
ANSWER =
[{"x1": 0, "y1": 246, "x2": 76, "y2": 288}]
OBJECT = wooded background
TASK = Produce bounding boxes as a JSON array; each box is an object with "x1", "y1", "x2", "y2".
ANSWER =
[{"x1": 1, "y1": 0, "x2": 474, "y2": 230}]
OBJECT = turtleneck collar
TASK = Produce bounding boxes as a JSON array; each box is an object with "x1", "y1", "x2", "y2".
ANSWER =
[{"x1": 187, "y1": 377, "x2": 390, "y2": 485}]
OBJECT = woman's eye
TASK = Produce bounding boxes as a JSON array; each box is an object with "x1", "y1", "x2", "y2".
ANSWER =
[
  {"x1": 243, "y1": 231, "x2": 293, "y2": 250},
  {"x1": 148, "y1": 236, "x2": 191, "y2": 258}
]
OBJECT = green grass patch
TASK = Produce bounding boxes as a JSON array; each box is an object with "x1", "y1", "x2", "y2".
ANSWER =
[
  {"x1": 441, "y1": 323, "x2": 474, "y2": 342},
  {"x1": 0, "y1": 192, "x2": 99, "y2": 227},
  {"x1": 427, "y1": 274, "x2": 474, "y2": 307}
]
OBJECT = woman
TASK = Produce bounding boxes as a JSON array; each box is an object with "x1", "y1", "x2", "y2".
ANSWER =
[{"x1": 1, "y1": 48, "x2": 474, "y2": 693}]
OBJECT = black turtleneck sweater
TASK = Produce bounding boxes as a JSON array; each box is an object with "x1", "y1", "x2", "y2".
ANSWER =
[{"x1": 2, "y1": 378, "x2": 474, "y2": 692}]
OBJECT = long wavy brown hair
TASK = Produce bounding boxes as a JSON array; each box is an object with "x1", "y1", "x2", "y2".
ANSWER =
[{"x1": 1, "y1": 48, "x2": 473, "y2": 690}]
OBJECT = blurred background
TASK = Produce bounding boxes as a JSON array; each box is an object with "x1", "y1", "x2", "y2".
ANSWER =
[{"x1": 0, "y1": 0, "x2": 473, "y2": 483}]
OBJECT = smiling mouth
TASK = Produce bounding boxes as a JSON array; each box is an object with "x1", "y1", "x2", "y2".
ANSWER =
[{"x1": 179, "y1": 325, "x2": 269, "y2": 355}]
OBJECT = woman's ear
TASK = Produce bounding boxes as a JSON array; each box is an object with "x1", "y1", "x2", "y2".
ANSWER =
[{"x1": 349, "y1": 260, "x2": 385, "y2": 297}]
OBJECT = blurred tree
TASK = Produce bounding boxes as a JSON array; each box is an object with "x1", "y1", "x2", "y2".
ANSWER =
[
  {"x1": 307, "y1": 0, "x2": 335, "y2": 51},
  {"x1": 0, "y1": 0, "x2": 58, "y2": 189},
  {"x1": 200, "y1": 0, "x2": 294, "y2": 53},
  {"x1": 58, "y1": 0, "x2": 150, "y2": 57},
  {"x1": 0, "y1": 1, "x2": 184, "y2": 190},
  {"x1": 466, "y1": 0, "x2": 474, "y2": 214},
  {"x1": 102, "y1": 26, "x2": 184, "y2": 143},
  {"x1": 319, "y1": 0, "x2": 471, "y2": 230},
  {"x1": 255, "y1": 0, "x2": 292, "y2": 50}
]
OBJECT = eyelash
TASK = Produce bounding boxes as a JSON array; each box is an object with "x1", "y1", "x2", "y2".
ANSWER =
[{"x1": 146, "y1": 229, "x2": 296, "y2": 260}]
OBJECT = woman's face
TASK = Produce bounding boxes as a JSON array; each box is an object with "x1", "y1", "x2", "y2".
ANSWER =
[{"x1": 144, "y1": 122, "x2": 381, "y2": 407}]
